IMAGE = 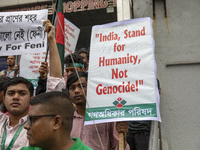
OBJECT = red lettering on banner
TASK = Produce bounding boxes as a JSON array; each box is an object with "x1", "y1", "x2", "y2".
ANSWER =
[
  {"x1": 64, "y1": 22, "x2": 75, "y2": 32},
  {"x1": 65, "y1": 47, "x2": 72, "y2": 54},
  {"x1": 96, "y1": 84, "x2": 102, "y2": 95},
  {"x1": 124, "y1": 27, "x2": 146, "y2": 38},
  {"x1": 29, "y1": 66, "x2": 39, "y2": 69},
  {"x1": 33, "y1": 56, "x2": 40, "y2": 59},
  {"x1": 114, "y1": 43, "x2": 125, "y2": 52},
  {"x1": 32, "y1": 70, "x2": 39, "y2": 74},
  {"x1": 111, "y1": 68, "x2": 128, "y2": 79},
  {"x1": 113, "y1": 86, "x2": 117, "y2": 93},
  {"x1": 64, "y1": 28, "x2": 75, "y2": 39},
  {"x1": 99, "y1": 54, "x2": 140, "y2": 67},
  {"x1": 103, "y1": 87, "x2": 107, "y2": 94},
  {"x1": 96, "y1": 80, "x2": 143, "y2": 95},
  {"x1": 30, "y1": 60, "x2": 40, "y2": 64},
  {"x1": 118, "y1": 85, "x2": 122, "y2": 93},
  {"x1": 136, "y1": 80, "x2": 138, "y2": 91},
  {"x1": 99, "y1": 32, "x2": 119, "y2": 42},
  {"x1": 29, "y1": 66, "x2": 34, "y2": 69},
  {"x1": 99, "y1": 57, "x2": 105, "y2": 67}
]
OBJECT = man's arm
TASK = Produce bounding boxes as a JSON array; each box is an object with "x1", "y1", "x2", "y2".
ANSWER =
[
  {"x1": 43, "y1": 20, "x2": 65, "y2": 92},
  {"x1": 43, "y1": 20, "x2": 62, "y2": 79}
]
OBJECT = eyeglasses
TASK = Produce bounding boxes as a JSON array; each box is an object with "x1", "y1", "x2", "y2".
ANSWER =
[{"x1": 27, "y1": 114, "x2": 56, "y2": 126}]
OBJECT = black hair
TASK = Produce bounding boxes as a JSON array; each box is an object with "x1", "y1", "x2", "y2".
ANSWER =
[
  {"x1": 4, "y1": 77, "x2": 34, "y2": 97},
  {"x1": 30, "y1": 91, "x2": 74, "y2": 131},
  {"x1": 66, "y1": 71, "x2": 88, "y2": 90},
  {"x1": 6, "y1": 55, "x2": 16, "y2": 59},
  {"x1": 0, "y1": 76, "x2": 11, "y2": 112},
  {"x1": 77, "y1": 47, "x2": 89, "y2": 61},
  {"x1": 0, "y1": 103, "x2": 7, "y2": 113},
  {"x1": 64, "y1": 53, "x2": 86, "y2": 69},
  {"x1": 0, "y1": 76, "x2": 10, "y2": 92}
]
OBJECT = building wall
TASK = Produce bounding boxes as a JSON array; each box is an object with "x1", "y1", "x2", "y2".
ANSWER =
[{"x1": 134, "y1": 0, "x2": 200, "y2": 149}]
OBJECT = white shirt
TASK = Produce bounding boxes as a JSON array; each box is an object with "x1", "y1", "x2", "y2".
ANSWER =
[{"x1": 0, "y1": 112, "x2": 29, "y2": 150}]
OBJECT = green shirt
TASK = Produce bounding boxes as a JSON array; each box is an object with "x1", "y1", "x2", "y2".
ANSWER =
[
  {"x1": 20, "y1": 137, "x2": 93, "y2": 150},
  {"x1": 20, "y1": 147, "x2": 42, "y2": 150}
]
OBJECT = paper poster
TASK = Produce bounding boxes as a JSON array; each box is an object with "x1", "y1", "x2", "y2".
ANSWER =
[
  {"x1": 64, "y1": 18, "x2": 80, "y2": 56},
  {"x1": 85, "y1": 17, "x2": 160, "y2": 125},
  {"x1": 0, "y1": 9, "x2": 48, "y2": 56},
  {"x1": 20, "y1": 52, "x2": 49, "y2": 88}
]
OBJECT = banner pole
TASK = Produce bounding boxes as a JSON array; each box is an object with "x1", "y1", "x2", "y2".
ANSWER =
[
  {"x1": 45, "y1": 0, "x2": 58, "y2": 62},
  {"x1": 119, "y1": 133, "x2": 124, "y2": 150}
]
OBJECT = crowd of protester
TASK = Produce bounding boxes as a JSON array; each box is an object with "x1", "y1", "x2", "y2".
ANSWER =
[{"x1": 0, "y1": 20, "x2": 161, "y2": 150}]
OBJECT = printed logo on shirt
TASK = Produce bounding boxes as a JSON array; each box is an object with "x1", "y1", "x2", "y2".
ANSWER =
[{"x1": 113, "y1": 97, "x2": 127, "y2": 109}]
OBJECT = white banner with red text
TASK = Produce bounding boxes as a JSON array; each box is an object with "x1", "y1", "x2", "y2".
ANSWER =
[
  {"x1": 20, "y1": 52, "x2": 49, "y2": 88},
  {"x1": 64, "y1": 18, "x2": 80, "y2": 56},
  {"x1": 85, "y1": 17, "x2": 161, "y2": 125}
]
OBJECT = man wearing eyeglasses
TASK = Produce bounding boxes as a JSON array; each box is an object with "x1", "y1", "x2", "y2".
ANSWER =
[
  {"x1": 0, "y1": 20, "x2": 64, "y2": 150},
  {"x1": 20, "y1": 91, "x2": 92, "y2": 150}
]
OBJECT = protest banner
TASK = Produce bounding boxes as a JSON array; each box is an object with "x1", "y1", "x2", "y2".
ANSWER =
[
  {"x1": 20, "y1": 52, "x2": 49, "y2": 88},
  {"x1": 85, "y1": 17, "x2": 161, "y2": 125},
  {"x1": 0, "y1": 9, "x2": 48, "y2": 56},
  {"x1": 64, "y1": 18, "x2": 80, "y2": 56}
]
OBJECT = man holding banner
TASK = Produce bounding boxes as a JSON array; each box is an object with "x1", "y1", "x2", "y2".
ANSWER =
[
  {"x1": 35, "y1": 53, "x2": 86, "y2": 95},
  {"x1": 0, "y1": 19, "x2": 63, "y2": 149},
  {"x1": 66, "y1": 71, "x2": 130, "y2": 150}
]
